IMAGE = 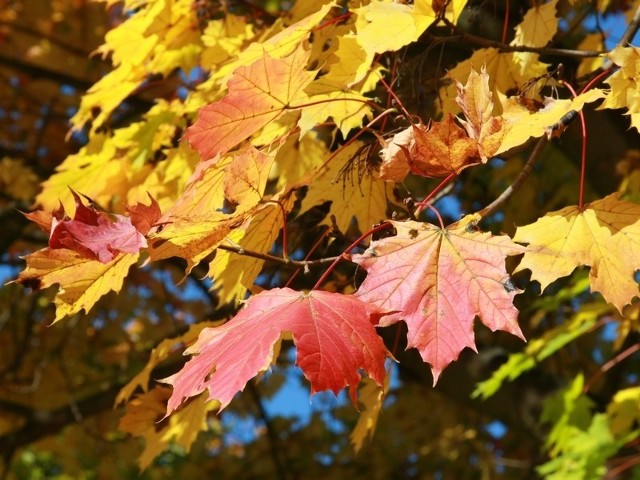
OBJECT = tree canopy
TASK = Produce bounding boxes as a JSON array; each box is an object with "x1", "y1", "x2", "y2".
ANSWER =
[{"x1": 2, "y1": 0, "x2": 640, "y2": 478}]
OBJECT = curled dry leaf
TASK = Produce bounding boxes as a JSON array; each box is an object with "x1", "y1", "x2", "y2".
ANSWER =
[
  {"x1": 378, "y1": 125, "x2": 415, "y2": 182},
  {"x1": 410, "y1": 115, "x2": 481, "y2": 177}
]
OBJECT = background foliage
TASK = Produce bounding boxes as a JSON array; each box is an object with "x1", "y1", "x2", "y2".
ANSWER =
[{"x1": 1, "y1": 0, "x2": 640, "y2": 478}]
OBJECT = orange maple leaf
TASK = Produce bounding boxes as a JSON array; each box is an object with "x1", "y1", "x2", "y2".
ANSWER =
[
  {"x1": 354, "y1": 216, "x2": 525, "y2": 383},
  {"x1": 514, "y1": 193, "x2": 640, "y2": 312},
  {"x1": 186, "y1": 46, "x2": 315, "y2": 160},
  {"x1": 409, "y1": 115, "x2": 481, "y2": 177}
]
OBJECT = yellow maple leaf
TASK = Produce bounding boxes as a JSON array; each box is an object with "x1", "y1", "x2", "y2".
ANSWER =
[
  {"x1": 272, "y1": 133, "x2": 328, "y2": 189},
  {"x1": 299, "y1": 37, "x2": 377, "y2": 137},
  {"x1": 147, "y1": 147, "x2": 275, "y2": 271},
  {"x1": 353, "y1": 0, "x2": 436, "y2": 62},
  {"x1": 15, "y1": 250, "x2": 139, "y2": 323},
  {"x1": 206, "y1": 3, "x2": 335, "y2": 89},
  {"x1": 73, "y1": 0, "x2": 201, "y2": 131},
  {"x1": 601, "y1": 46, "x2": 640, "y2": 132},
  {"x1": 125, "y1": 142, "x2": 199, "y2": 213},
  {"x1": 222, "y1": 148, "x2": 276, "y2": 207},
  {"x1": 201, "y1": 14, "x2": 255, "y2": 67},
  {"x1": 510, "y1": 0, "x2": 558, "y2": 73},
  {"x1": 299, "y1": 142, "x2": 399, "y2": 233},
  {"x1": 576, "y1": 34, "x2": 605, "y2": 79},
  {"x1": 119, "y1": 387, "x2": 219, "y2": 470},
  {"x1": 514, "y1": 193, "x2": 640, "y2": 313},
  {"x1": 495, "y1": 88, "x2": 606, "y2": 155},
  {"x1": 455, "y1": 66, "x2": 505, "y2": 160}
]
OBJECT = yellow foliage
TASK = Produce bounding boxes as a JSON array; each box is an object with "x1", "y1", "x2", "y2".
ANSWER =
[
  {"x1": 119, "y1": 387, "x2": 220, "y2": 470},
  {"x1": 514, "y1": 193, "x2": 640, "y2": 312},
  {"x1": 15, "y1": 250, "x2": 139, "y2": 323},
  {"x1": 0, "y1": 157, "x2": 39, "y2": 201},
  {"x1": 299, "y1": 141, "x2": 399, "y2": 233},
  {"x1": 350, "y1": 373, "x2": 390, "y2": 452},
  {"x1": 602, "y1": 46, "x2": 640, "y2": 132}
]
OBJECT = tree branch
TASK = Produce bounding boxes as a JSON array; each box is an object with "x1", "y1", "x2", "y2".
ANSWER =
[
  {"x1": 617, "y1": 5, "x2": 640, "y2": 49},
  {"x1": 430, "y1": 26, "x2": 603, "y2": 58},
  {"x1": 247, "y1": 383, "x2": 291, "y2": 480},
  {"x1": 217, "y1": 244, "x2": 339, "y2": 268},
  {"x1": 476, "y1": 137, "x2": 548, "y2": 219}
]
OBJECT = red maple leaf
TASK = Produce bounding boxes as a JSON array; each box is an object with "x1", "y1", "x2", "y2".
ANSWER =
[
  {"x1": 48, "y1": 191, "x2": 147, "y2": 263},
  {"x1": 353, "y1": 217, "x2": 525, "y2": 383},
  {"x1": 165, "y1": 288, "x2": 390, "y2": 413}
]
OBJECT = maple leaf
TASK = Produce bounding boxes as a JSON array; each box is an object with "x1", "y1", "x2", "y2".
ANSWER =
[
  {"x1": 510, "y1": 0, "x2": 559, "y2": 73},
  {"x1": 495, "y1": 88, "x2": 606, "y2": 155},
  {"x1": 353, "y1": 215, "x2": 525, "y2": 383},
  {"x1": 185, "y1": 45, "x2": 315, "y2": 160},
  {"x1": 298, "y1": 36, "x2": 379, "y2": 137},
  {"x1": 14, "y1": 249, "x2": 138, "y2": 323},
  {"x1": 513, "y1": 193, "x2": 640, "y2": 312},
  {"x1": 119, "y1": 387, "x2": 219, "y2": 470},
  {"x1": 601, "y1": 46, "x2": 640, "y2": 132},
  {"x1": 439, "y1": 48, "x2": 549, "y2": 116},
  {"x1": 450, "y1": 67, "x2": 605, "y2": 159},
  {"x1": 204, "y1": 3, "x2": 334, "y2": 89},
  {"x1": 299, "y1": 141, "x2": 400, "y2": 233},
  {"x1": 147, "y1": 148, "x2": 275, "y2": 270},
  {"x1": 165, "y1": 288, "x2": 389, "y2": 413},
  {"x1": 353, "y1": 0, "x2": 436, "y2": 59},
  {"x1": 201, "y1": 14, "x2": 255, "y2": 67},
  {"x1": 49, "y1": 191, "x2": 147, "y2": 263},
  {"x1": 72, "y1": 0, "x2": 201, "y2": 131},
  {"x1": 222, "y1": 147, "x2": 275, "y2": 206},
  {"x1": 409, "y1": 116, "x2": 481, "y2": 177}
]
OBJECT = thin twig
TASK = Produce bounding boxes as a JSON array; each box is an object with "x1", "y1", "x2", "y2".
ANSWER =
[
  {"x1": 429, "y1": 31, "x2": 602, "y2": 58},
  {"x1": 606, "y1": 454, "x2": 640, "y2": 479},
  {"x1": 217, "y1": 244, "x2": 339, "y2": 268},
  {"x1": 601, "y1": 5, "x2": 640, "y2": 70},
  {"x1": 583, "y1": 342, "x2": 640, "y2": 393},
  {"x1": 476, "y1": 137, "x2": 548, "y2": 219},
  {"x1": 617, "y1": 5, "x2": 640, "y2": 49}
]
